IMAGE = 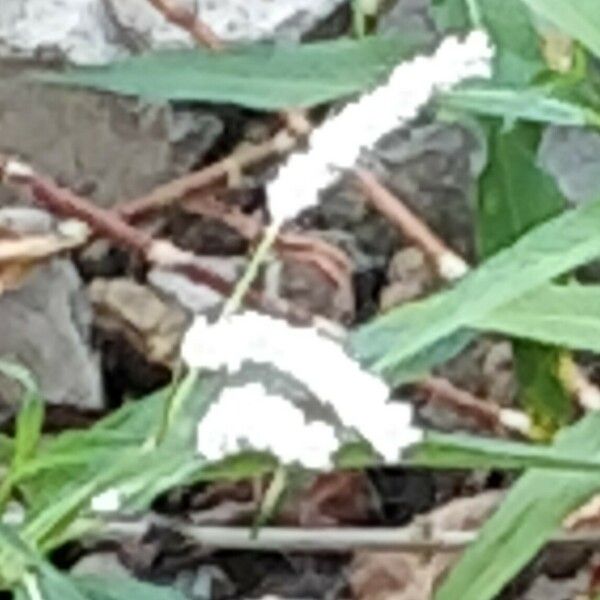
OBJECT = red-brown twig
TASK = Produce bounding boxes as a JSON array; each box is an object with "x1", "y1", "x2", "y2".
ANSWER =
[
  {"x1": 416, "y1": 376, "x2": 531, "y2": 435},
  {"x1": 0, "y1": 156, "x2": 313, "y2": 324},
  {"x1": 145, "y1": 0, "x2": 224, "y2": 50},
  {"x1": 182, "y1": 196, "x2": 352, "y2": 289},
  {"x1": 117, "y1": 131, "x2": 297, "y2": 222},
  {"x1": 354, "y1": 169, "x2": 469, "y2": 281}
]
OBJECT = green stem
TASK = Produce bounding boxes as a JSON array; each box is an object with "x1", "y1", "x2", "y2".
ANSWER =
[
  {"x1": 157, "y1": 222, "x2": 281, "y2": 444},
  {"x1": 22, "y1": 573, "x2": 44, "y2": 600},
  {"x1": 221, "y1": 222, "x2": 281, "y2": 318},
  {"x1": 465, "y1": 0, "x2": 483, "y2": 28},
  {"x1": 152, "y1": 367, "x2": 200, "y2": 448},
  {"x1": 252, "y1": 465, "x2": 288, "y2": 538}
]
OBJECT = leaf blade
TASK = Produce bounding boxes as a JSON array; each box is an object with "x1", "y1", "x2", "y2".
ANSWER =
[
  {"x1": 351, "y1": 195, "x2": 600, "y2": 383},
  {"x1": 36, "y1": 34, "x2": 428, "y2": 110}
]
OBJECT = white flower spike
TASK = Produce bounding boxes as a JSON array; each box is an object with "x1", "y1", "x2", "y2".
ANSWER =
[
  {"x1": 183, "y1": 312, "x2": 423, "y2": 464},
  {"x1": 267, "y1": 30, "x2": 493, "y2": 223},
  {"x1": 196, "y1": 383, "x2": 340, "y2": 469}
]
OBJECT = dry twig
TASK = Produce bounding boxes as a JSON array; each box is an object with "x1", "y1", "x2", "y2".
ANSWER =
[
  {"x1": 144, "y1": 0, "x2": 224, "y2": 50},
  {"x1": 417, "y1": 376, "x2": 531, "y2": 435},
  {"x1": 355, "y1": 169, "x2": 468, "y2": 281},
  {"x1": 0, "y1": 156, "x2": 313, "y2": 325},
  {"x1": 183, "y1": 196, "x2": 352, "y2": 289},
  {"x1": 117, "y1": 131, "x2": 297, "y2": 221},
  {"x1": 99, "y1": 516, "x2": 600, "y2": 553}
]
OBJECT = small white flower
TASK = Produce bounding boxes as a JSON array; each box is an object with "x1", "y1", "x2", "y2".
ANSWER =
[
  {"x1": 181, "y1": 312, "x2": 389, "y2": 427},
  {"x1": 266, "y1": 30, "x2": 493, "y2": 223},
  {"x1": 196, "y1": 383, "x2": 339, "y2": 469},
  {"x1": 90, "y1": 488, "x2": 121, "y2": 513},
  {"x1": 184, "y1": 312, "x2": 422, "y2": 463}
]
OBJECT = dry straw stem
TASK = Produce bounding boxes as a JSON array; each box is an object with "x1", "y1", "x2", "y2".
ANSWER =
[
  {"x1": 145, "y1": 0, "x2": 224, "y2": 50},
  {"x1": 117, "y1": 131, "x2": 297, "y2": 221},
  {"x1": 130, "y1": 0, "x2": 311, "y2": 222},
  {"x1": 355, "y1": 169, "x2": 468, "y2": 280},
  {"x1": 0, "y1": 156, "x2": 313, "y2": 324},
  {"x1": 101, "y1": 517, "x2": 600, "y2": 553},
  {"x1": 417, "y1": 377, "x2": 531, "y2": 435}
]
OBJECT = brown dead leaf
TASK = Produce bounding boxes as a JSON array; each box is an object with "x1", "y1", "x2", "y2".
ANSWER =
[
  {"x1": 0, "y1": 231, "x2": 84, "y2": 262},
  {"x1": 565, "y1": 494, "x2": 600, "y2": 531},
  {"x1": 349, "y1": 491, "x2": 503, "y2": 600},
  {"x1": 0, "y1": 260, "x2": 37, "y2": 294},
  {"x1": 0, "y1": 219, "x2": 89, "y2": 295},
  {"x1": 280, "y1": 472, "x2": 379, "y2": 527}
]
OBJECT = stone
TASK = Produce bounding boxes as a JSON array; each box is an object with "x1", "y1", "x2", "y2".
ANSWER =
[
  {"x1": 0, "y1": 0, "x2": 347, "y2": 65},
  {"x1": 379, "y1": 247, "x2": 436, "y2": 311},
  {"x1": 0, "y1": 66, "x2": 222, "y2": 208},
  {"x1": 0, "y1": 209, "x2": 102, "y2": 411},
  {"x1": 538, "y1": 125, "x2": 600, "y2": 205},
  {"x1": 0, "y1": 259, "x2": 103, "y2": 409},
  {"x1": 108, "y1": 0, "x2": 348, "y2": 48},
  {"x1": 0, "y1": 0, "x2": 118, "y2": 65},
  {"x1": 148, "y1": 256, "x2": 246, "y2": 314},
  {"x1": 88, "y1": 277, "x2": 189, "y2": 366},
  {"x1": 371, "y1": 121, "x2": 484, "y2": 260}
]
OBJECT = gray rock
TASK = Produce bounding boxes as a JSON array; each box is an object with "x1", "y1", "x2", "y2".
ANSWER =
[
  {"x1": 368, "y1": 121, "x2": 483, "y2": 258},
  {"x1": 538, "y1": 125, "x2": 600, "y2": 204},
  {"x1": 0, "y1": 0, "x2": 119, "y2": 65},
  {"x1": 108, "y1": 0, "x2": 347, "y2": 48},
  {"x1": 1, "y1": 0, "x2": 346, "y2": 65},
  {"x1": 0, "y1": 67, "x2": 222, "y2": 208},
  {"x1": 0, "y1": 259, "x2": 103, "y2": 409},
  {"x1": 378, "y1": 0, "x2": 437, "y2": 44}
]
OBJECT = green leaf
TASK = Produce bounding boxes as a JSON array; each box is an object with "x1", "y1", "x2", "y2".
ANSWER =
[
  {"x1": 435, "y1": 411, "x2": 600, "y2": 600},
  {"x1": 415, "y1": 431, "x2": 600, "y2": 471},
  {"x1": 476, "y1": 123, "x2": 565, "y2": 255},
  {"x1": 0, "y1": 362, "x2": 44, "y2": 511},
  {"x1": 0, "y1": 522, "x2": 36, "y2": 588},
  {"x1": 521, "y1": 0, "x2": 600, "y2": 60},
  {"x1": 430, "y1": 0, "x2": 470, "y2": 31},
  {"x1": 476, "y1": 122, "x2": 572, "y2": 431},
  {"x1": 73, "y1": 575, "x2": 186, "y2": 600},
  {"x1": 36, "y1": 568, "x2": 89, "y2": 600},
  {"x1": 439, "y1": 84, "x2": 600, "y2": 126},
  {"x1": 476, "y1": 283, "x2": 600, "y2": 352},
  {"x1": 480, "y1": 0, "x2": 544, "y2": 84},
  {"x1": 351, "y1": 194, "x2": 600, "y2": 384},
  {"x1": 35, "y1": 34, "x2": 428, "y2": 110},
  {"x1": 0, "y1": 362, "x2": 43, "y2": 469}
]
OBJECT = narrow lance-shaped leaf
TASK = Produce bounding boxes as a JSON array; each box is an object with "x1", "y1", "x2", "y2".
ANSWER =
[
  {"x1": 435, "y1": 411, "x2": 600, "y2": 600},
  {"x1": 414, "y1": 431, "x2": 600, "y2": 472},
  {"x1": 439, "y1": 85, "x2": 600, "y2": 127},
  {"x1": 351, "y1": 194, "x2": 600, "y2": 384},
  {"x1": 73, "y1": 574, "x2": 187, "y2": 600},
  {"x1": 35, "y1": 33, "x2": 428, "y2": 110},
  {"x1": 476, "y1": 123, "x2": 572, "y2": 431},
  {"x1": 521, "y1": 0, "x2": 600, "y2": 60},
  {"x1": 476, "y1": 283, "x2": 600, "y2": 353}
]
